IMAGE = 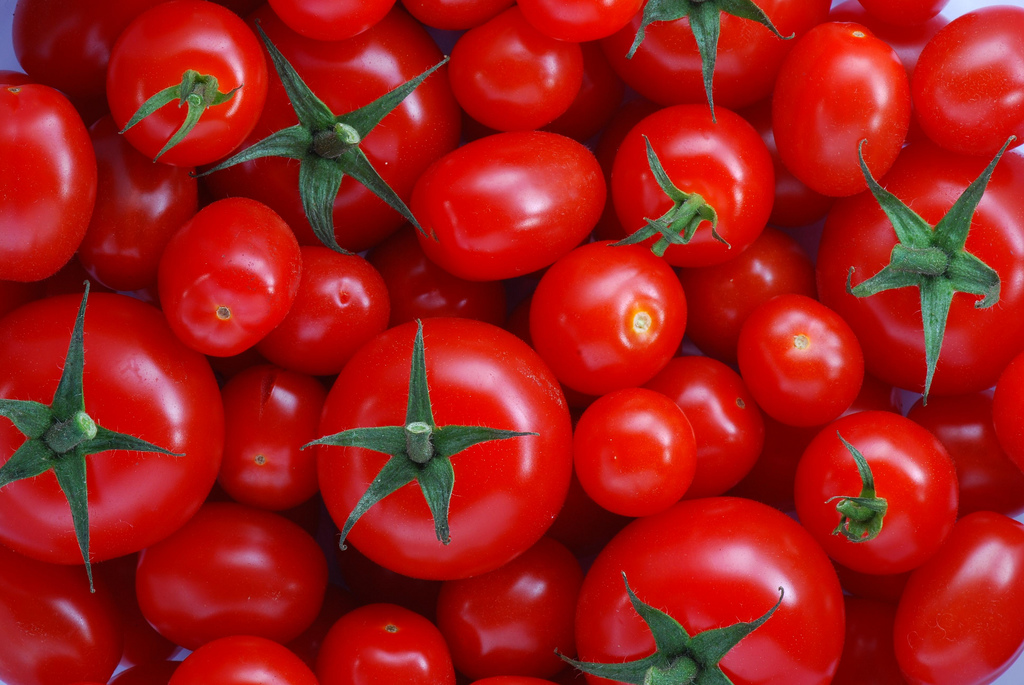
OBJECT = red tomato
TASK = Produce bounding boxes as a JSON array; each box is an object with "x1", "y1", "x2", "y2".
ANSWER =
[
  {"x1": 158, "y1": 197, "x2": 302, "y2": 358},
  {"x1": 913, "y1": 6, "x2": 1024, "y2": 157},
  {"x1": 859, "y1": 0, "x2": 948, "y2": 26},
  {"x1": 268, "y1": 0, "x2": 397, "y2": 41},
  {"x1": 575, "y1": 497, "x2": 845, "y2": 685},
  {"x1": 517, "y1": 0, "x2": 642, "y2": 42},
  {"x1": 169, "y1": 635, "x2": 318, "y2": 685},
  {"x1": 202, "y1": 5, "x2": 461, "y2": 252},
  {"x1": 0, "y1": 293, "x2": 223, "y2": 565},
  {"x1": 436, "y1": 537, "x2": 583, "y2": 680},
  {"x1": 106, "y1": 0, "x2": 267, "y2": 166},
  {"x1": 795, "y1": 411, "x2": 958, "y2": 575},
  {"x1": 832, "y1": 597, "x2": 904, "y2": 685},
  {"x1": 109, "y1": 661, "x2": 179, "y2": 685},
  {"x1": 573, "y1": 388, "x2": 697, "y2": 517},
  {"x1": 136, "y1": 501, "x2": 328, "y2": 650},
  {"x1": 816, "y1": 140, "x2": 1024, "y2": 396},
  {"x1": 317, "y1": 318, "x2": 573, "y2": 580},
  {"x1": 412, "y1": 131, "x2": 605, "y2": 281},
  {"x1": 737, "y1": 294, "x2": 864, "y2": 428},
  {"x1": 894, "y1": 512, "x2": 1024, "y2": 685},
  {"x1": 529, "y1": 241, "x2": 687, "y2": 396},
  {"x1": 644, "y1": 355, "x2": 765, "y2": 499},
  {"x1": 316, "y1": 603, "x2": 456, "y2": 685},
  {"x1": 400, "y1": 0, "x2": 514, "y2": 30},
  {"x1": 449, "y1": 7, "x2": 583, "y2": 131},
  {"x1": 0, "y1": 84, "x2": 96, "y2": 283},
  {"x1": 610, "y1": 104, "x2": 774, "y2": 267},
  {"x1": 0, "y1": 544, "x2": 122, "y2": 685},
  {"x1": 542, "y1": 41, "x2": 626, "y2": 144},
  {"x1": 93, "y1": 553, "x2": 176, "y2": 669},
  {"x1": 286, "y1": 585, "x2": 357, "y2": 670},
  {"x1": 218, "y1": 365, "x2": 327, "y2": 511},
  {"x1": 677, "y1": 227, "x2": 817, "y2": 364},
  {"x1": 78, "y1": 115, "x2": 198, "y2": 292},
  {"x1": 256, "y1": 246, "x2": 390, "y2": 376},
  {"x1": 994, "y1": 350, "x2": 1024, "y2": 473},
  {"x1": 772, "y1": 22, "x2": 911, "y2": 197}
]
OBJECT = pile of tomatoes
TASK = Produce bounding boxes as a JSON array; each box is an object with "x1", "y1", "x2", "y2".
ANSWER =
[{"x1": 2, "y1": 0, "x2": 1024, "y2": 684}]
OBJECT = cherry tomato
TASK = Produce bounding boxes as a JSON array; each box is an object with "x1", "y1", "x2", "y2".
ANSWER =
[
  {"x1": 573, "y1": 388, "x2": 697, "y2": 517},
  {"x1": 268, "y1": 0, "x2": 397, "y2": 41},
  {"x1": 517, "y1": 0, "x2": 642, "y2": 42},
  {"x1": 859, "y1": 0, "x2": 948, "y2": 26},
  {"x1": 542, "y1": 41, "x2": 626, "y2": 144},
  {"x1": 400, "y1": 0, "x2": 514, "y2": 30},
  {"x1": 169, "y1": 635, "x2": 318, "y2": 685},
  {"x1": 136, "y1": 501, "x2": 328, "y2": 650},
  {"x1": 0, "y1": 84, "x2": 96, "y2": 283},
  {"x1": 529, "y1": 241, "x2": 687, "y2": 396},
  {"x1": 158, "y1": 197, "x2": 302, "y2": 358},
  {"x1": 316, "y1": 603, "x2": 456, "y2": 685}
]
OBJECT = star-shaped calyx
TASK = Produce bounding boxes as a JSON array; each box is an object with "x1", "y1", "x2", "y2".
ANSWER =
[
  {"x1": 626, "y1": 0, "x2": 791, "y2": 121},
  {"x1": 199, "y1": 23, "x2": 446, "y2": 253},
  {"x1": 846, "y1": 136, "x2": 1016, "y2": 402},
  {"x1": 612, "y1": 135, "x2": 727, "y2": 255},
  {"x1": 0, "y1": 284, "x2": 179, "y2": 590},
  {"x1": 559, "y1": 573, "x2": 784, "y2": 685},
  {"x1": 305, "y1": 320, "x2": 536, "y2": 549},
  {"x1": 826, "y1": 432, "x2": 887, "y2": 543}
]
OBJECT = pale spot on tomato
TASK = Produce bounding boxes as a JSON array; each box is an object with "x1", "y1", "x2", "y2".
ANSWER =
[
  {"x1": 632, "y1": 311, "x2": 652, "y2": 333},
  {"x1": 794, "y1": 334, "x2": 810, "y2": 350},
  {"x1": 215, "y1": 305, "x2": 231, "y2": 320},
  {"x1": 254, "y1": 454, "x2": 266, "y2": 466}
]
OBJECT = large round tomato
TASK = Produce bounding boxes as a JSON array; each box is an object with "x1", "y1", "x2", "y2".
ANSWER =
[
  {"x1": 0, "y1": 84, "x2": 97, "y2": 283},
  {"x1": 316, "y1": 318, "x2": 573, "y2": 580},
  {"x1": 0, "y1": 293, "x2": 223, "y2": 565},
  {"x1": 202, "y1": 5, "x2": 461, "y2": 253},
  {"x1": 816, "y1": 140, "x2": 1024, "y2": 396},
  {"x1": 575, "y1": 497, "x2": 845, "y2": 685}
]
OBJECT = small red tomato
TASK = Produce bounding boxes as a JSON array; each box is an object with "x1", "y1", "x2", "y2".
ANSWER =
[
  {"x1": 573, "y1": 388, "x2": 697, "y2": 517},
  {"x1": 169, "y1": 635, "x2": 318, "y2": 685},
  {"x1": 267, "y1": 0, "x2": 397, "y2": 41},
  {"x1": 158, "y1": 197, "x2": 302, "y2": 358},
  {"x1": 738, "y1": 294, "x2": 864, "y2": 428}
]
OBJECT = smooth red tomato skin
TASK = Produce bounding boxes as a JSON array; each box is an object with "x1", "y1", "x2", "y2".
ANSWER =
[
  {"x1": 158, "y1": 197, "x2": 302, "y2": 358},
  {"x1": 449, "y1": 7, "x2": 584, "y2": 132},
  {"x1": 894, "y1": 512, "x2": 1024, "y2": 685},
  {"x1": 436, "y1": 537, "x2": 583, "y2": 680},
  {"x1": 677, "y1": 227, "x2": 817, "y2": 365},
  {"x1": 773, "y1": 22, "x2": 911, "y2": 197},
  {"x1": 859, "y1": 0, "x2": 948, "y2": 26},
  {"x1": 256, "y1": 246, "x2": 390, "y2": 376},
  {"x1": 542, "y1": 42, "x2": 626, "y2": 144},
  {"x1": 611, "y1": 104, "x2": 775, "y2": 267},
  {"x1": 0, "y1": 293, "x2": 223, "y2": 564},
  {"x1": 913, "y1": 7, "x2": 1024, "y2": 157},
  {"x1": 737, "y1": 294, "x2": 864, "y2": 428},
  {"x1": 136, "y1": 502, "x2": 328, "y2": 650},
  {"x1": 413, "y1": 132, "x2": 605, "y2": 282},
  {"x1": 317, "y1": 318, "x2": 573, "y2": 580},
  {"x1": 816, "y1": 141, "x2": 1024, "y2": 396},
  {"x1": 204, "y1": 6, "x2": 461, "y2": 253},
  {"x1": 576, "y1": 497, "x2": 845, "y2": 685},
  {"x1": 268, "y1": 0, "x2": 397, "y2": 41},
  {"x1": 400, "y1": 0, "x2": 514, "y2": 30},
  {"x1": 573, "y1": 388, "x2": 697, "y2": 517},
  {"x1": 170, "y1": 635, "x2": 318, "y2": 685},
  {"x1": 994, "y1": 351, "x2": 1024, "y2": 473},
  {"x1": 0, "y1": 545, "x2": 123, "y2": 685},
  {"x1": 600, "y1": 0, "x2": 831, "y2": 110},
  {"x1": 517, "y1": 0, "x2": 642, "y2": 42},
  {"x1": 366, "y1": 227, "x2": 506, "y2": 328},
  {"x1": 79, "y1": 115, "x2": 198, "y2": 292},
  {"x1": 106, "y1": 0, "x2": 268, "y2": 166},
  {"x1": 795, "y1": 411, "x2": 958, "y2": 576},
  {"x1": 644, "y1": 356, "x2": 765, "y2": 499},
  {"x1": 529, "y1": 242, "x2": 687, "y2": 397},
  {"x1": 0, "y1": 84, "x2": 97, "y2": 283},
  {"x1": 219, "y1": 365, "x2": 327, "y2": 511},
  {"x1": 908, "y1": 392, "x2": 1024, "y2": 518},
  {"x1": 317, "y1": 603, "x2": 456, "y2": 685}
]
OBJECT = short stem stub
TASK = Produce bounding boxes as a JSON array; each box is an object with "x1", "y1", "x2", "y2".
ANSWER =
[
  {"x1": 43, "y1": 411, "x2": 97, "y2": 454},
  {"x1": 889, "y1": 244, "x2": 949, "y2": 277},
  {"x1": 405, "y1": 421, "x2": 434, "y2": 464},
  {"x1": 312, "y1": 122, "x2": 361, "y2": 160}
]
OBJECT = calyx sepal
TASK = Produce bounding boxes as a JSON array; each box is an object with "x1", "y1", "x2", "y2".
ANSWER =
[{"x1": 826, "y1": 431, "x2": 887, "y2": 543}]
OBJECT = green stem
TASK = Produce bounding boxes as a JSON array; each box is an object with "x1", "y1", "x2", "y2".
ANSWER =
[
  {"x1": 405, "y1": 421, "x2": 433, "y2": 464},
  {"x1": 889, "y1": 244, "x2": 949, "y2": 277},
  {"x1": 312, "y1": 122, "x2": 362, "y2": 159},
  {"x1": 43, "y1": 411, "x2": 97, "y2": 454}
]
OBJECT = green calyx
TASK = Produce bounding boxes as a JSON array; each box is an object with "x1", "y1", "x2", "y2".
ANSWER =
[
  {"x1": 0, "y1": 283, "x2": 181, "y2": 591},
  {"x1": 198, "y1": 22, "x2": 446, "y2": 254},
  {"x1": 826, "y1": 432, "x2": 887, "y2": 543},
  {"x1": 846, "y1": 136, "x2": 1015, "y2": 402},
  {"x1": 626, "y1": 0, "x2": 791, "y2": 121},
  {"x1": 120, "y1": 69, "x2": 240, "y2": 161},
  {"x1": 612, "y1": 135, "x2": 726, "y2": 256},
  {"x1": 560, "y1": 572, "x2": 784, "y2": 685},
  {"x1": 304, "y1": 320, "x2": 536, "y2": 549}
]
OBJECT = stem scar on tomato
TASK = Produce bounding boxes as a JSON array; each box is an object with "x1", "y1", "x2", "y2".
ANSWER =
[
  {"x1": 826, "y1": 432, "x2": 888, "y2": 543},
  {"x1": 846, "y1": 135, "x2": 1016, "y2": 402},
  {"x1": 303, "y1": 320, "x2": 536, "y2": 549},
  {"x1": 197, "y1": 22, "x2": 446, "y2": 255},
  {"x1": 0, "y1": 282, "x2": 180, "y2": 591},
  {"x1": 558, "y1": 571, "x2": 784, "y2": 684},
  {"x1": 626, "y1": 0, "x2": 791, "y2": 121}
]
